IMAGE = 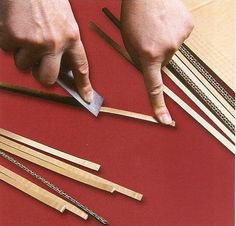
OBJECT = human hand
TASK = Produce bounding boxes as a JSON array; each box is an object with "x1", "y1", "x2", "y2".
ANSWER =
[
  {"x1": 0, "y1": 0, "x2": 93, "y2": 103},
  {"x1": 121, "y1": 0, "x2": 194, "y2": 124}
]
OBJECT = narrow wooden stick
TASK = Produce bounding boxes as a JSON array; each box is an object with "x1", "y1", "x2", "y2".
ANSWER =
[
  {"x1": 0, "y1": 165, "x2": 88, "y2": 220},
  {"x1": 163, "y1": 67, "x2": 235, "y2": 143},
  {"x1": 0, "y1": 82, "x2": 174, "y2": 126},
  {"x1": 172, "y1": 55, "x2": 235, "y2": 123},
  {"x1": 0, "y1": 128, "x2": 100, "y2": 171},
  {"x1": 101, "y1": 107, "x2": 175, "y2": 127},
  {"x1": 0, "y1": 150, "x2": 108, "y2": 224},
  {"x1": 102, "y1": 8, "x2": 121, "y2": 29},
  {"x1": 163, "y1": 86, "x2": 235, "y2": 154},
  {"x1": 0, "y1": 136, "x2": 143, "y2": 200},
  {"x1": 175, "y1": 50, "x2": 235, "y2": 116},
  {"x1": 0, "y1": 137, "x2": 113, "y2": 192}
]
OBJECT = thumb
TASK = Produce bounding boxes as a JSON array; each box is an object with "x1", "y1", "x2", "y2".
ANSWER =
[{"x1": 142, "y1": 62, "x2": 172, "y2": 125}]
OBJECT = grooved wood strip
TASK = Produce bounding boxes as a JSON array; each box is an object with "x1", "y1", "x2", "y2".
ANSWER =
[
  {"x1": 174, "y1": 51, "x2": 235, "y2": 116},
  {"x1": 171, "y1": 55, "x2": 235, "y2": 124},
  {"x1": 163, "y1": 67, "x2": 235, "y2": 143}
]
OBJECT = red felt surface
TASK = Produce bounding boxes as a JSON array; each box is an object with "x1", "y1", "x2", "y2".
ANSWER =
[{"x1": 0, "y1": 1, "x2": 234, "y2": 226}]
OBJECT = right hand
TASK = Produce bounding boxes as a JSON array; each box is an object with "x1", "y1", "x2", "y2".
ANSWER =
[
  {"x1": 0, "y1": 0, "x2": 93, "y2": 103},
  {"x1": 121, "y1": 0, "x2": 194, "y2": 124}
]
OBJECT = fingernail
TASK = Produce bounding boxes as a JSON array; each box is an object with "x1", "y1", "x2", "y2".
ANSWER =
[
  {"x1": 84, "y1": 90, "x2": 93, "y2": 103},
  {"x1": 159, "y1": 113, "x2": 172, "y2": 125}
]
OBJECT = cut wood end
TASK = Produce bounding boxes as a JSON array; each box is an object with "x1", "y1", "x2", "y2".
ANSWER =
[
  {"x1": 85, "y1": 163, "x2": 101, "y2": 171},
  {"x1": 136, "y1": 193, "x2": 143, "y2": 201},
  {"x1": 59, "y1": 205, "x2": 66, "y2": 213},
  {"x1": 81, "y1": 212, "x2": 89, "y2": 220}
]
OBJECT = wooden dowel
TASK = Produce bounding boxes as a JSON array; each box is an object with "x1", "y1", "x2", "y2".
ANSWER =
[
  {"x1": 0, "y1": 128, "x2": 100, "y2": 171},
  {"x1": 0, "y1": 165, "x2": 88, "y2": 220},
  {"x1": 0, "y1": 136, "x2": 143, "y2": 200}
]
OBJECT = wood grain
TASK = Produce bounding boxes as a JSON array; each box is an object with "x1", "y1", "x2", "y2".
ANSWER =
[
  {"x1": 0, "y1": 165, "x2": 88, "y2": 220},
  {"x1": 163, "y1": 67, "x2": 235, "y2": 143},
  {"x1": 0, "y1": 82, "x2": 175, "y2": 126},
  {"x1": 184, "y1": 0, "x2": 235, "y2": 90},
  {"x1": 0, "y1": 128, "x2": 101, "y2": 171},
  {"x1": 0, "y1": 136, "x2": 143, "y2": 200}
]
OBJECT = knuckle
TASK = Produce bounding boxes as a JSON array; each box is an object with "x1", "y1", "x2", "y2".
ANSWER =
[
  {"x1": 67, "y1": 27, "x2": 80, "y2": 42},
  {"x1": 138, "y1": 43, "x2": 158, "y2": 61},
  {"x1": 148, "y1": 82, "x2": 164, "y2": 97},
  {"x1": 32, "y1": 33, "x2": 44, "y2": 46},
  {"x1": 186, "y1": 13, "x2": 194, "y2": 30},
  {"x1": 44, "y1": 35, "x2": 62, "y2": 50},
  {"x1": 77, "y1": 61, "x2": 89, "y2": 76},
  {"x1": 39, "y1": 75, "x2": 57, "y2": 85},
  {"x1": 167, "y1": 41, "x2": 179, "y2": 52}
]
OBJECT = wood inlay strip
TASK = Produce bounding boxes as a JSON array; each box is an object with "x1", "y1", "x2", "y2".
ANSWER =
[
  {"x1": 0, "y1": 165, "x2": 88, "y2": 220},
  {"x1": 0, "y1": 82, "x2": 175, "y2": 126},
  {"x1": 0, "y1": 136, "x2": 143, "y2": 200},
  {"x1": 0, "y1": 128, "x2": 100, "y2": 171}
]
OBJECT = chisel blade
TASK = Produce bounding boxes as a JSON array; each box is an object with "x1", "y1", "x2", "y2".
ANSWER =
[{"x1": 57, "y1": 71, "x2": 103, "y2": 117}]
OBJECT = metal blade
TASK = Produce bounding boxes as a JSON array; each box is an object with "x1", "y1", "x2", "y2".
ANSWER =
[{"x1": 57, "y1": 71, "x2": 103, "y2": 117}]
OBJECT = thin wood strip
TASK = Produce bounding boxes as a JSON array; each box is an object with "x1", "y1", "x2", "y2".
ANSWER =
[
  {"x1": 163, "y1": 67, "x2": 235, "y2": 143},
  {"x1": 167, "y1": 59, "x2": 235, "y2": 134},
  {"x1": 0, "y1": 166, "x2": 88, "y2": 220},
  {"x1": 0, "y1": 172, "x2": 66, "y2": 214},
  {"x1": 0, "y1": 138, "x2": 113, "y2": 193},
  {"x1": 0, "y1": 82, "x2": 174, "y2": 126},
  {"x1": 163, "y1": 85, "x2": 235, "y2": 154},
  {"x1": 101, "y1": 107, "x2": 175, "y2": 127},
  {"x1": 179, "y1": 44, "x2": 235, "y2": 107},
  {"x1": 172, "y1": 55, "x2": 235, "y2": 124},
  {"x1": 0, "y1": 150, "x2": 108, "y2": 224},
  {"x1": 0, "y1": 136, "x2": 143, "y2": 200},
  {"x1": 175, "y1": 50, "x2": 235, "y2": 116},
  {"x1": 89, "y1": 21, "x2": 236, "y2": 153},
  {"x1": 0, "y1": 128, "x2": 100, "y2": 171},
  {"x1": 185, "y1": 34, "x2": 235, "y2": 89}
]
